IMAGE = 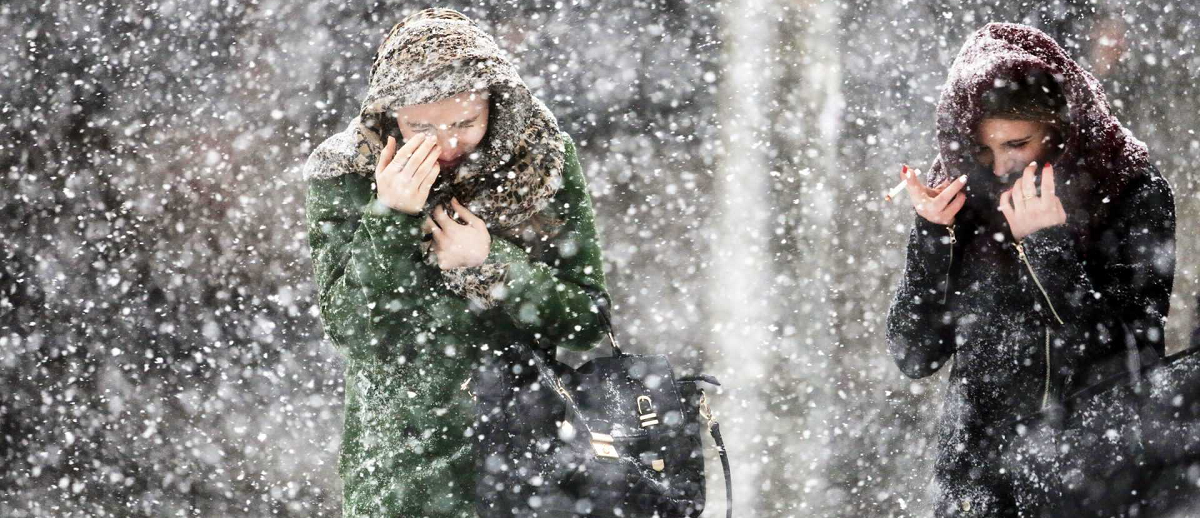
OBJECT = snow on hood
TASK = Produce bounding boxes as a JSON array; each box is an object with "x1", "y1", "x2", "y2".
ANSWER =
[{"x1": 929, "y1": 23, "x2": 1149, "y2": 203}]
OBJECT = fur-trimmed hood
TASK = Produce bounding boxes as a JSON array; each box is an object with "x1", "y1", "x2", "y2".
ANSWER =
[
  {"x1": 303, "y1": 8, "x2": 569, "y2": 308},
  {"x1": 304, "y1": 8, "x2": 565, "y2": 232}
]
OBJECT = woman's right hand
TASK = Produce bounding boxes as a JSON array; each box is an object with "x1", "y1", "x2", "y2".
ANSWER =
[
  {"x1": 903, "y1": 165, "x2": 967, "y2": 225},
  {"x1": 375, "y1": 133, "x2": 441, "y2": 215}
]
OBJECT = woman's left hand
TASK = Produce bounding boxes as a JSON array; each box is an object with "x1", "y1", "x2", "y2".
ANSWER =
[
  {"x1": 999, "y1": 161, "x2": 1068, "y2": 241},
  {"x1": 429, "y1": 198, "x2": 491, "y2": 270}
]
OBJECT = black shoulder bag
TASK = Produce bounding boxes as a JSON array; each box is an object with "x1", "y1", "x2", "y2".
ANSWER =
[
  {"x1": 1006, "y1": 345, "x2": 1200, "y2": 513},
  {"x1": 469, "y1": 290, "x2": 733, "y2": 517}
]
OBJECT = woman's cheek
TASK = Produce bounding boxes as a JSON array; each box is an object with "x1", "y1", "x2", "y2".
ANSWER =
[{"x1": 463, "y1": 126, "x2": 487, "y2": 153}]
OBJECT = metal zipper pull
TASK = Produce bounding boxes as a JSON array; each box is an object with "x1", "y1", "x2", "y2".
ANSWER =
[
  {"x1": 942, "y1": 224, "x2": 956, "y2": 304},
  {"x1": 1013, "y1": 241, "x2": 1064, "y2": 325},
  {"x1": 460, "y1": 375, "x2": 476, "y2": 400}
]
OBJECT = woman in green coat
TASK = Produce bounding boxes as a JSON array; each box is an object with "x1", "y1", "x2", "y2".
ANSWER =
[{"x1": 304, "y1": 9, "x2": 609, "y2": 517}]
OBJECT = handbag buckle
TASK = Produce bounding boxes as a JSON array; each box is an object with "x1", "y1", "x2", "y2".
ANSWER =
[
  {"x1": 637, "y1": 395, "x2": 659, "y2": 428},
  {"x1": 590, "y1": 432, "x2": 620, "y2": 459},
  {"x1": 698, "y1": 389, "x2": 716, "y2": 429}
]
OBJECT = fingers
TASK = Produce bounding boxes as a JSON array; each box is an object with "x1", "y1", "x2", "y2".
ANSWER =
[
  {"x1": 429, "y1": 221, "x2": 446, "y2": 247},
  {"x1": 1041, "y1": 163, "x2": 1056, "y2": 199},
  {"x1": 903, "y1": 165, "x2": 925, "y2": 204},
  {"x1": 409, "y1": 144, "x2": 440, "y2": 182},
  {"x1": 432, "y1": 205, "x2": 460, "y2": 230},
  {"x1": 389, "y1": 134, "x2": 433, "y2": 178},
  {"x1": 381, "y1": 133, "x2": 425, "y2": 179},
  {"x1": 377, "y1": 136, "x2": 398, "y2": 176},
  {"x1": 1022, "y1": 161, "x2": 1038, "y2": 199},
  {"x1": 999, "y1": 189, "x2": 1014, "y2": 220},
  {"x1": 932, "y1": 175, "x2": 968, "y2": 209},
  {"x1": 1013, "y1": 161, "x2": 1037, "y2": 210},
  {"x1": 451, "y1": 198, "x2": 485, "y2": 227},
  {"x1": 395, "y1": 133, "x2": 426, "y2": 164},
  {"x1": 1010, "y1": 163, "x2": 1032, "y2": 213},
  {"x1": 418, "y1": 163, "x2": 441, "y2": 194},
  {"x1": 400, "y1": 137, "x2": 439, "y2": 179},
  {"x1": 944, "y1": 192, "x2": 966, "y2": 219}
]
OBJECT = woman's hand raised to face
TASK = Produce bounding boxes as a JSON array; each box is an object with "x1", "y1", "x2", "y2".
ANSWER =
[
  {"x1": 999, "y1": 162, "x2": 1067, "y2": 241},
  {"x1": 904, "y1": 165, "x2": 968, "y2": 226},
  {"x1": 375, "y1": 133, "x2": 441, "y2": 215},
  {"x1": 429, "y1": 198, "x2": 491, "y2": 270}
]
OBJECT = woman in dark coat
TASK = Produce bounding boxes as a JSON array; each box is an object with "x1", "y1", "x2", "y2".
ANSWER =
[{"x1": 887, "y1": 23, "x2": 1176, "y2": 517}]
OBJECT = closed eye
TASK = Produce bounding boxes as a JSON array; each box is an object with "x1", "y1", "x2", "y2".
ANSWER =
[
  {"x1": 1005, "y1": 138, "x2": 1031, "y2": 149},
  {"x1": 454, "y1": 116, "x2": 479, "y2": 129},
  {"x1": 407, "y1": 117, "x2": 476, "y2": 131}
]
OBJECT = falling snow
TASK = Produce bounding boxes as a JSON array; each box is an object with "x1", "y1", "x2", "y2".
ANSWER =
[{"x1": 2, "y1": 1, "x2": 1200, "y2": 517}]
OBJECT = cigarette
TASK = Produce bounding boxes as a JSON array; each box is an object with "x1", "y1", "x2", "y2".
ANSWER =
[{"x1": 884, "y1": 168, "x2": 919, "y2": 201}]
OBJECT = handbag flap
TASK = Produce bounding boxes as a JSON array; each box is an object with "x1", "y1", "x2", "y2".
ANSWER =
[{"x1": 570, "y1": 353, "x2": 689, "y2": 438}]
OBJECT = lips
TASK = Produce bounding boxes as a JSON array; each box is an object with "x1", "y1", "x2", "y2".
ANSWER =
[{"x1": 438, "y1": 158, "x2": 461, "y2": 169}]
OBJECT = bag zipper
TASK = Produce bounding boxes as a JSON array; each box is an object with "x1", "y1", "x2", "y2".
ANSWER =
[
  {"x1": 1012, "y1": 241, "x2": 1064, "y2": 325},
  {"x1": 942, "y1": 224, "x2": 956, "y2": 304}
]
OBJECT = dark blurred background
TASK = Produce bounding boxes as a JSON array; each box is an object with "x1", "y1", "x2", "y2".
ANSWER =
[{"x1": 2, "y1": 0, "x2": 1196, "y2": 516}]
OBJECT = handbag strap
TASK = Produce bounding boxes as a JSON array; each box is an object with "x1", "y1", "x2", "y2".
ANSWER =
[
  {"x1": 576, "y1": 282, "x2": 623, "y2": 357},
  {"x1": 523, "y1": 342, "x2": 600, "y2": 438},
  {"x1": 710, "y1": 421, "x2": 733, "y2": 518},
  {"x1": 699, "y1": 389, "x2": 733, "y2": 518},
  {"x1": 512, "y1": 282, "x2": 621, "y2": 440}
]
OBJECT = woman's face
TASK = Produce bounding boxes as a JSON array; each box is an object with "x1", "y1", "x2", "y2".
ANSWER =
[
  {"x1": 973, "y1": 118, "x2": 1061, "y2": 179},
  {"x1": 394, "y1": 90, "x2": 489, "y2": 171}
]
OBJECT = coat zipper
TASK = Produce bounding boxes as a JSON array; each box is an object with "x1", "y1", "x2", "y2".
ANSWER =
[
  {"x1": 1041, "y1": 327, "x2": 1052, "y2": 410},
  {"x1": 942, "y1": 224, "x2": 956, "y2": 304},
  {"x1": 1013, "y1": 240, "x2": 1062, "y2": 411},
  {"x1": 1012, "y1": 242, "x2": 1064, "y2": 325}
]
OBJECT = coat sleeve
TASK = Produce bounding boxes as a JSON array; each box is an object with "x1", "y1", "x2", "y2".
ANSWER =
[
  {"x1": 307, "y1": 172, "x2": 441, "y2": 363},
  {"x1": 482, "y1": 135, "x2": 610, "y2": 352},
  {"x1": 1018, "y1": 169, "x2": 1176, "y2": 381},
  {"x1": 887, "y1": 217, "x2": 960, "y2": 379}
]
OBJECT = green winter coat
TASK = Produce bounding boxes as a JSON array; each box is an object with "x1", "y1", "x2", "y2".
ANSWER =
[{"x1": 306, "y1": 135, "x2": 608, "y2": 517}]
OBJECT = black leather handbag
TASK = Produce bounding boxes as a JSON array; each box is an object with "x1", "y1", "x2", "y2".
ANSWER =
[
  {"x1": 469, "y1": 291, "x2": 733, "y2": 517},
  {"x1": 1008, "y1": 346, "x2": 1200, "y2": 514}
]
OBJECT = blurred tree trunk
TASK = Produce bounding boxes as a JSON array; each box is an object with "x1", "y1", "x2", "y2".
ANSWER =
[
  {"x1": 763, "y1": 1, "x2": 852, "y2": 513},
  {"x1": 709, "y1": 0, "x2": 779, "y2": 512}
]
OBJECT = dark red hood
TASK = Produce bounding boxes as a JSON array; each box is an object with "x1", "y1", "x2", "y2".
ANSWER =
[{"x1": 929, "y1": 23, "x2": 1149, "y2": 202}]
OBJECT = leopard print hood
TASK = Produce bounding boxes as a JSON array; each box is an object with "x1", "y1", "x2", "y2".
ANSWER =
[
  {"x1": 305, "y1": 8, "x2": 565, "y2": 227},
  {"x1": 303, "y1": 8, "x2": 567, "y2": 307}
]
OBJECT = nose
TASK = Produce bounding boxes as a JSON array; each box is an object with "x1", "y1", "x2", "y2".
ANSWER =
[
  {"x1": 993, "y1": 157, "x2": 1012, "y2": 178},
  {"x1": 435, "y1": 132, "x2": 460, "y2": 161}
]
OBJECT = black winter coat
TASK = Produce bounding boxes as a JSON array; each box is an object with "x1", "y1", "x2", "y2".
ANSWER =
[{"x1": 886, "y1": 24, "x2": 1177, "y2": 517}]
